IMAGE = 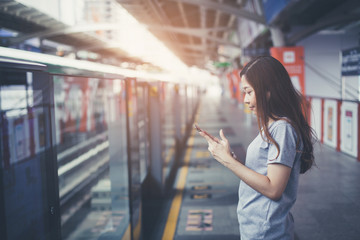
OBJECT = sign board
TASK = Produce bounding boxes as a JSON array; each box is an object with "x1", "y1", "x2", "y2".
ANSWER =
[
  {"x1": 341, "y1": 47, "x2": 360, "y2": 76},
  {"x1": 270, "y1": 46, "x2": 305, "y2": 94}
]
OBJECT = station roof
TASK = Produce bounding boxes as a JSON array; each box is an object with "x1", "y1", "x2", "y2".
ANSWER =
[
  {"x1": 0, "y1": 1, "x2": 144, "y2": 64},
  {"x1": 117, "y1": 0, "x2": 251, "y2": 68},
  {"x1": 117, "y1": 0, "x2": 360, "y2": 68},
  {"x1": 1, "y1": 0, "x2": 360, "y2": 69}
]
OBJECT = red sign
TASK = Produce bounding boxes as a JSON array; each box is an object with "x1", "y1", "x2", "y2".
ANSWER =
[
  {"x1": 232, "y1": 69, "x2": 243, "y2": 103},
  {"x1": 270, "y1": 46, "x2": 305, "y2": 94},
  {"x1": 226, "y1": 72, "x2": 236, "y2": 99}
]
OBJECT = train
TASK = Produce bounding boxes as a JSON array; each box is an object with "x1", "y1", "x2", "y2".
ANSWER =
[{"x1": 0, "y1": 47, "x2": 201, "y2": 240}]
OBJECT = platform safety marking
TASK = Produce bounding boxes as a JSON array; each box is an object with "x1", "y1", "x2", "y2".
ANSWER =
[
  {"x1": 90, "y1": 211, "x2": 124, "y2": 233},
  {"x1": 194, "y1": 164, "x2": 210, "y2": 169},
  {"x1": 191, "y1": 185, "x2": 211, "y2": 190},
  {"x1": 195, "y1": 151, "x2": 211, "y2": 158},
  {"x1": 191, "y1": 193, "x2": 212, "y2": 199},
  {"x1": 185, "y1": 209, "x2": 213, "y2": 231},
  {"x1": 164, "y1": 147, "x2": 175, "y2": 164},
  {"x1": 161, "y1": 124, "x2": 196, "y2": 240},
  {"x1": 121, "y1": 225, "x2": 131, "y2": 240}
]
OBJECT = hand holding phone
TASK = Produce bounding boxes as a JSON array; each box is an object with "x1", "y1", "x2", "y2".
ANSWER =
[{"x1": 194, "y1": 123, "x2": 219, "y2": 143}]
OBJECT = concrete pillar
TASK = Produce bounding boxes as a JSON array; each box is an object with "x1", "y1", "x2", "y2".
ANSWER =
[{"x1": 270, "y1": 26, "x2": 286, "y2": 47}]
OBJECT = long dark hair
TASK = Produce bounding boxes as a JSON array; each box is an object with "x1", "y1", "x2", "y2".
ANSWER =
[{"x1": 240, "y1": 56, "x2": 315, "y2": 174}]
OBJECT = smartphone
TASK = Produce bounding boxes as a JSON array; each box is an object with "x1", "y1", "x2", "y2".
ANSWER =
[{"x1": 194, "y1": 123, "x2": 219, "y2": 143}]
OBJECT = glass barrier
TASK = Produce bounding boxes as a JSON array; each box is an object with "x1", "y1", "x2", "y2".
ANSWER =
[
  {"x1": 136, "y1": 83, "x2": 150, "y2": 183},
  {"x1": 125, "y1": 78, "x2": 141, "y2": 240},
  {"x1": 161, "y1": 82, "x2": 176, "y2": 183},
  {"x1": 0, "y1": 68, "x2": 60, "y2": 240},
  {"x1": 53, "y1": 75, "x2": 131, "y2": 240}
]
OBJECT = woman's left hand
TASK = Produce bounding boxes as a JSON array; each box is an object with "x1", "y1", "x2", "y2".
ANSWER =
[{"x1": 199, "y1": 129, "x2": 232, "y2": 166}]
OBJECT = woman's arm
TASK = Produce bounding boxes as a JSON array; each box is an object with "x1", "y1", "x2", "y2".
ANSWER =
[
  {"x1": 224, "y1": 154, "x2": 291, "y2": 201},
  {"x1": 200, "y1": 129, "x2": 291, "y2": 201}
]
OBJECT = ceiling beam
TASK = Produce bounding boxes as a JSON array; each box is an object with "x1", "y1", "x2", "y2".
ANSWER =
[
  {"x1": 180, "y1": 50, "x2": 231, "y2": 59},
  {"x1": 76, "y1": 41, "x2": 127, "y2": 52},
  {"x1": 147, "y1": 25, "x2": 241, "y2": 48},
  {"x1": 181, "y1": 52, "x2": 204, "y2": 57},
  {"x1": 176, "y1": 1, "x2": 195, "y2": 45},
  {"x1": 188, "y1": 33, "x2": 240, "y2": 48},
  {"x1": 178, "y1": 43, "x2": 208, "y2": 51},
  {"x1": 7, "y1": 23, "x2": 118, "y2": 44},
  {"x1": 8, "y1": 20, "x2": 237, "y2": 47},
  {"x1": 213, "y1": 0, "x2": 223, "y2": 39},
  {"x1": 287, "y1": 14, "x2": 360, "y2": 45},
  {"x1": 223, "y1": 10, "x2": 237, "y2": 41},
  {"x1": 146, "y1": 24, "x2": 235, "y2": 34},
  {"x1": 200, "y1": 6, "x2": 207, "y2": 51},
  {"x1": 169, "y1": 0, "x2": 266, "y2": 24}
]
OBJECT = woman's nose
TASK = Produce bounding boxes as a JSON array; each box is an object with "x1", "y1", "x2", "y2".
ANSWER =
[{"x1": 244, "y1": 95, "x2": 249, "y2": 104}]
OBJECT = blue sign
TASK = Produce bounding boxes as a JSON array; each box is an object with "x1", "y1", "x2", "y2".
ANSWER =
[
  {"x1": 262, "y1": 0, "x2": 292, "y2": 24},
  {"x1": 243, "y1": 47, "x2": 269, "y2": 57},
  {"x1": 341, "y1": 47, "x2": 360, "y2": 76}
]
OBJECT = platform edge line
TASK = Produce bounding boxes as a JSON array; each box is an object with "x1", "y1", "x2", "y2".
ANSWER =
[{"x1": 161, "y1": 108, "x2": 200, "y2": 240}]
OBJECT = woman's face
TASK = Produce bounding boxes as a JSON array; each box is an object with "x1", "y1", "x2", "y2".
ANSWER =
[{"x1": 241, "y1": 76, "x2": 257, "y2": 115}]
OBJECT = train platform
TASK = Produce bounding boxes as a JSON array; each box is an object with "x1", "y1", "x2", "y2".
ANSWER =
[{"x1": 155, "y1": 94, "x2": 360, "y2": 240}]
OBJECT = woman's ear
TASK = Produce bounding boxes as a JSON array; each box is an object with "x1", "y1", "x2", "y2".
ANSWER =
[{"x1": 266, "y1": 91, "x2": 271, "y2": 100}]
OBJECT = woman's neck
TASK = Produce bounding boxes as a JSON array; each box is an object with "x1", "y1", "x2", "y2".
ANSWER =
[{"x1": 267, "y1": 118, "x2": 275, "y2": 127}]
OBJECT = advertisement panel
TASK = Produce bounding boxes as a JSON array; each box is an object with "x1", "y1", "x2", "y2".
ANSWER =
[
  {"x1": 310, "y1": 98, "x2": 322, "y2": 140},
  {"x1": 323, "y1": 100, "x2": 337, "y2": 148},
  {"x1": 340, "y1": 102, "x2": 358, "y2": 157},
  {"x1": 270, "y1": 46, "x2": 305, "y2": 94}
]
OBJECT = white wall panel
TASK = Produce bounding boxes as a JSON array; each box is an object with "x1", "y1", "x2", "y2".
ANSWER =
[
  {"x1": 310, "y1": 98, "x2": 322, "y2": 140},
  {"x1": 340, "y1": 102, "x2": 358, "y2": 158},
  {"x1": 298, "y1": 33, "x2": 358, "y2": 99}
]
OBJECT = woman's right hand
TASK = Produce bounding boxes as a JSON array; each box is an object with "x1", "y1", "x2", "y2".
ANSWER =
[{"x1": 200, "y1": 129, "x2": 233, "y2": 166}]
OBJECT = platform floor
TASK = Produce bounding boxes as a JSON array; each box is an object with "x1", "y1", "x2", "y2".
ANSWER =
[{"x1": 155, "y1": 95, "x2": 360, "y2": 240}]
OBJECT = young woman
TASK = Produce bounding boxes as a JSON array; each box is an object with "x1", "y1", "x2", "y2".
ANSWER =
[{"x1": 198, "y1": 56, "x2": 316, "y2": 240}]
